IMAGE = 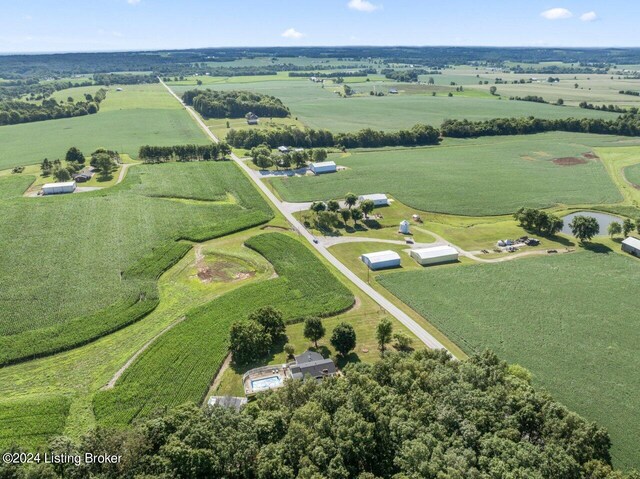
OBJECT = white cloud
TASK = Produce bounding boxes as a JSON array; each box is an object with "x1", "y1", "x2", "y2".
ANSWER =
[
  {"x1": 24, "y1": 15, "x2": 32, "y2": 21},
  {"x1": 127, "y1": 0, "x2": 141, "y2": 5},
  {"x1": 580, "y1": 11, "x2": 598, "y2": 22},
  {"x1": 281, "y1": 28, "x2": 304, "y2": 39},
  {"x1": 347, "y1": 0, "x2": 381, "y2": 13},
  {"x1": 540, "y1": 8, "x2": 573, "y2": 20}
]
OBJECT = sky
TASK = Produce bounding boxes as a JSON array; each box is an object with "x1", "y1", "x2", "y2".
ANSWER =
[{"x1": 1, "y1": 0, "x2": 639, "y2": 53}]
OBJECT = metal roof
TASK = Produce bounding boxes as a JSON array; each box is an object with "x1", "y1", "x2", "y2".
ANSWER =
[
  {"x1": 411, "y1": 245, "x2": 458, "y2": 260},
  {"x1": 361, "y1": 250, "x2": 401, "y2": 263},
  {"x1": 622, "y1": 237, "x2": 640, "y2": 249},
  {"x1": 359, "y1": 194, "x2": 388, "y2": 201},
  {"x1": 42, "y1": 182, "x2": 76, "y2": 188},
  {"x1": 311, "y1": 161, "x2": 336, "y2": 168}
]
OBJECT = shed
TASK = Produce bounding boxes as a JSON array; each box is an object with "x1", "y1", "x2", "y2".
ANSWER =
[
  {"x1": 358, "y1": 194, "x2": 389, "y2": 206},
  {"x1": 410, "y1": 245, "x2": 458, "y2": 266},
  {"x1": 622, "y1": 237, "x2": 640, "y2": 257},
  {"x1": 42, "y1": 181, "x2": 76, "y2": 195},
  {"x1": 246, "y1": 112, "x2": 259, "y2": 125},
  {"x1": 389, "y1": 88, "x2": 398, "y2": 94},
  {"x1": 277, "y1": 146, "x2": 289, "y2": 154},
  {"x1": 361, "y1": 250, "x2": 401, "y2": 270},
  {"x1": 310, "y1": 161, "x2": 337, "y2": 175}
]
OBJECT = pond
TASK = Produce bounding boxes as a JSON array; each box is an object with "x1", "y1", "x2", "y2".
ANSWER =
[{"x1": 561, "y1": 211, "x2": 624, "y2": 236}]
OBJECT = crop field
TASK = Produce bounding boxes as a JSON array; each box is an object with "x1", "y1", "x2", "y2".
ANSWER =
[
  {"x1": 0, "y1": 162, "x2": 273, "y2": 365},
  {"x1": 0, "y1": 84, "x2": 207, "y2": 170},
  {"x1": 0, "y1": 176, "x2": 34, "y2": 200},
  {"x1": 270, "y1": 132, "x2": 629, "y2": 216},
  {"x1": 0, "y1": 395, "x2": 71, "y2": 450},
  {"x1": 168, "y1": 76, "x2": 618, "y2": 133},
  {"x1": 93, "y1": 232, "x2": 354, "y2": 426},
  {"x1": 378, "y1": 252, "x2": 640, "y2": 469},
  {"x1": 624, "y1": 163, "x2": 640, "y2": 188}
]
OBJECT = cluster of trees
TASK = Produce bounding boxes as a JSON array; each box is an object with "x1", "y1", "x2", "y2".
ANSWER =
[
  {"x1": 608, "y1": 218, "x2": 640, "y2": 238},
  {"x1": 619, "y1": 90, "x2": 640, "y2": 97},
  {"x1": 4, "y1": 349, "x2": 634, "y2": 479},
  {"x1": 514, "y1": 207, "x2": 564, "y2": 235},
  {"x1": 510, "y1": 95, "x2": 548, "y2": 104},
  {"x1": 39, "y1": 147, "x2": 117, "y2": 181},
  {"x1": 307, "y1": 192, "x2": 390, "y2": 233},
  {"x1": 181, "y1": 89, "x2": 290, "y2": 119},
  {"x1": 440, "y1": 114, "x2": 640, "y2": 139},
  {"x1": 93, "y1": 73, "x2": 159, "y2": 85},
  {"x1": 248, "y1": 145, "x2": 325, "y2": 169},
  {"x1": 0, "y1": 88, "x2": 106, "y2": 125},
  {"x1": 0, "y1": 79, "x2": 94, "y2": 102},
  {"x1": 510, "y1": 64, "x2": 608, "y2": 74},
  {"x1": 229, "y1": 307, "x2": 286, "y2": 364},
  {"x1": 228, "y1": 123, "x2": 441, "y2": 149},
  {"x1": 381, "y1": 68, "x2": 429, "y2": 82},
  {"x1": 301, "y1": 316, "x2": 357, "y2": 357},
  {"x1": 138, "y1": 143, "x2": 231, "y2": 163},
  {"x1": 288, "y1": 69, "x2": 376, "y2": 78},
  {"x1": 579, "y1": 101, "x2": 636, "y2": 114}
]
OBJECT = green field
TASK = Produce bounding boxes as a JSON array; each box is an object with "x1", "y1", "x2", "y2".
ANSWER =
[
  {"x1": 0, "y1": 84, "x2": 207, "y2": 170},
  {"x1": 624, "y1": 163, "x2": 640, "y2": 188},
  {"x1": 0, "y1": 161, "x2": 273, "y2": 364},
  {"x1": 94, "y1": 232, "x2": 354, "y2": 426},
  {"x1": 270, "y1": 132, "x2": 629, "y2": 216},
  {"x1": 378, "y1": 252, "x2": 640, "y2": 469}
]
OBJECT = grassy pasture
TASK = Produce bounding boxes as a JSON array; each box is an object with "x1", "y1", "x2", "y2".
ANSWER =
[
  {"x1": 93, "y1": 232, "x2": 354, "y2": 426},
  {"x1": 624, "y1": 163, "x2": 640, "y2": 188},
  {"x1": 270, "y1": 132, "x2": 627, "y2": 216},
  {"x1": 0, "y1": 84, "x2": 207, "y2": 170},
  {"x1": 378, "y1": 251, "x2": 640, "y2": 469},
  {"x1": 0, "y1": 162, "x2": 273, "y2": 364}
]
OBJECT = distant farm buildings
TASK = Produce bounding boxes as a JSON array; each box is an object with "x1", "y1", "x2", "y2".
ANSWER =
[
  {"x1": 361, "y1": 250, "x2": 401, "y2": 270},
  {"x1": 358, "y1": 193, "x2": 389, "y2": 206},
  {"x1": 389, "y1": 88, "x2": 399, "y2": 94},
  {"x1": 41, "y1": 181, "x2": 76, "y2": 195},
  {"x1": 310, "y1": 161, "x2": 337, "y2": 175},
  {"x1": 246, "y1": 112, "x2": 259, "y2": 125},
  {"x1": 410, "y1": 245, "x2": 459, "y2": 266},
  {"x1": 622, "y1": 237, "x2": 640, "y2": 257}
]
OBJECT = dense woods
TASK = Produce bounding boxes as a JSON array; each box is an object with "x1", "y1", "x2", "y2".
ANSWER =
[
  {"x1": 227, "y1": 124, "x2": 441, "y2": 149},
  {"x1": 2, "y1": 350, "x2": 636, "y2": 479},
  {"x1": 182, "y1": 89, "x2": 290, "y2": 119},
  {"x1": 138, "y1": 143, "x2": 231, "y2": 163}
]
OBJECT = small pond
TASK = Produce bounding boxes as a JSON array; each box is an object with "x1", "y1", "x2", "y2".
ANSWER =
[{"x1": 561, "y1": 211, "x2": 624, "y2": 236}]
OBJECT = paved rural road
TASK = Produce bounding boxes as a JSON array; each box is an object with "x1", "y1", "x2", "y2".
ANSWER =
[{"x1": 160, "y1": 79, "x2": 454, "y2": 356}]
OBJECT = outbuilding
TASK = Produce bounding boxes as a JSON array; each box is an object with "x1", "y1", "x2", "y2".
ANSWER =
[
  {"x1": 277, "y1": 146, "x2": 289, "y2": 154},
  {"x1": 42, "y1": 181, "x2": 76, "y2": 195},
  {"x1": 358, "y1": 194, "x2": 389, "y2": 207},
  {"x1": 399, "y1": 220, "x2": 410, "y2": 234},
  {"x1": 622, "y1": 237, "x2": 640, "y2": 257},
  {"x1": 309, "y1": 161, "x2": 337, "y2": 175},
  {"x1": 246, "y1": 112, "x2": 259, "y2": 125},
  {"x1": 361, "y1": 250, "x2": 401, "y2": 270},
  {"x1": 410, "y1": 245, "x2": 459, "y2": 266}
]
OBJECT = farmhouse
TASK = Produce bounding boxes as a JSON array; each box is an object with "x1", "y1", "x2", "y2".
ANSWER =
[
  {"x1": 309, "y1": 161, "x2": 337, "y2": 175},
  {"x1": 361, "y1": 250, "x2": 401, "y2": 270},
  {"x1": 246, "y1": 112, "x2": 259, "y2": 125},
  {"x1": 358, "y1": 193, "x2": 389, "y2": 206},
  {"x1": 289, "y1": 351, "x2": 337, "y2": 380},
  {"x1": 72, "y1": 169, "x2": 94, "y2": 183},
  {"x1": 42, "y1": 181, "x2": 76, "y2": 195},
  {"x1": 622, "y1": 237, "x2": 640, "y2": 257},
  {"x1": 410, "y1": 245, "x2": 459, "y2": 266}
]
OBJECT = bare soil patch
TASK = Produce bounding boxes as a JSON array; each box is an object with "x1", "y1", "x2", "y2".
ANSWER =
[
  {"x1": 553, "y1": 157, "x2": 588, "y2": 166},
  {"x1": 583, "y1": 152, "x2": 600, "y2": 160}
]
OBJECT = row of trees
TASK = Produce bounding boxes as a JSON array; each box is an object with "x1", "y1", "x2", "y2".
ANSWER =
[
  {"x1": 228, "y1": 123, "x2": 441, "y2": 149},
  {"x1": 0, "y1": 88, "x2": 106, "y2": 125},
  {"x1": 288, "y1": 68, "x2": 376, "y2": 77},
  {"x1": 579, "y1": 101, "x2": 636, "y2": 114},
  {"x1": 381, "y1": 68, "x2": 429, "y2": 82},
  {"x1": 40, "y1": 147, "x2": 118, "y2": 181},
  {"x1": 608, "y1": 218, "x2": 640, "y2": 238},
  {"x1": 514, "y1": 207, "x2": 564, "y2": 235},
  {"x1": 181, "y1": 89, "x2": 290, "y2": 119},
  {"x1": 307, "y1": 192, "x2": 376, "y2": 231},
  {"x1": 138, "y1": 143, "x2": 231, "y2": 163},
  {"x1": 248, "y1": 145, "x2": 327, "y2": 169},
  {"x1": 93, "y1": 73, "x2": 159, "y2": 85}
]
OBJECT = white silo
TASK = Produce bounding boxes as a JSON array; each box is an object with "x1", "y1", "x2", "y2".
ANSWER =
[{"x1": 399, "y1": 220, "x2": 410, "y2": 234}]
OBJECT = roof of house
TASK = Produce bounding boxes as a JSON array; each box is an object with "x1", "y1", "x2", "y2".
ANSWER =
[
  {"x1": 622, "y1": 236, "x2": 640, "y2": 249},
  {"x1": 311, "y1": 161, "x2": 336, "y2": 168},
  {"x1": 246, "y1": 112, "x2": 259, "y2": 118},
  {"x1": 361, "y1": 250, "x2": 401, "y2": 263},
  {"x1": 290, "y1": 351, "x2": 336, "y2": 380},
  {"x1": 207, "y1": 396, "x2": 247, "y2": 411},
  {"x1": 411, "y1": 245, "x2": 458, "y2": 260},
  {"x1": 42, "y1": 182, "x2": 76, "y2": 189},
  {"x1": 359, "y1": 194, "x2": 388, "y2": 202}
]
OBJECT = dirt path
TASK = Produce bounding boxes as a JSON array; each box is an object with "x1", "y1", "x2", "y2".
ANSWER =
[
  {"x1": 116, "y1": 163, "x2": 133, "y2": 185},
  {"x1": 102, "y1": 315, "x2": 186, "y2": 390},
  {"x1": 203, "y1": 353, "x2": 232, "y2": 403}
]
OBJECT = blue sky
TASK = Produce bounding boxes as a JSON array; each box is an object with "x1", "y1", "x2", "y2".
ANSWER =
[{"x1": 1, "y1": 0, "x2": 639, "y2": 53}]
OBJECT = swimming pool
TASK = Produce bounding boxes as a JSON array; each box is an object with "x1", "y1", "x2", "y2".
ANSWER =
[{"x1": 251, "y1": 375, "x2": 282, "y2": 392}]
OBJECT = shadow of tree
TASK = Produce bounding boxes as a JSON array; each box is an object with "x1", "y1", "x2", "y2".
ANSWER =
[
  {"x1": 335, "y1": 351, "x2": 361, "y2": 369},
  {"x1": 582, "y1": 242, "x2": 613, "y2": 254}
]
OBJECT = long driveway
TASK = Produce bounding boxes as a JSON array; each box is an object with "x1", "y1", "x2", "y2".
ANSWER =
[{"x1": 159, "y1": 79, "x2": 455, "y2": 355}]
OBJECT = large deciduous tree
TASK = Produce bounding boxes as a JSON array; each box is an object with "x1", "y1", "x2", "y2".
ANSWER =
[
  {"x1": 330, "y1": 322, "x2": 356, "y2": 357},
  {"x1": 570, "y1": 215, "x2": 600, "y2": 243},
  {"x1": 303, "y1": 316, "x2": 325, "y2": 349}
]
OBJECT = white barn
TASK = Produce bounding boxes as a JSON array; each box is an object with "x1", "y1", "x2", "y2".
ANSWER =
[
  {"x1": 410, "y1": 245, "x2": 458, "y2": 266},
  {"x1": 361, "y1": 250, "x2": 401, "y2": 270},
  {"x1": 309, "y1": 161, "x2": 337, "y2": 175},
  {"x1": 42, "y1": 181, "x2": 76, "y2": 195},
  {"x1": 621, "y1": 237, "x2": 640, "y2": 257},
  {"x1": 358, "y1": 194, "x2": 389, "y2": 206}
]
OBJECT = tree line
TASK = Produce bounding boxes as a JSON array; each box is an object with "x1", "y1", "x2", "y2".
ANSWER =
[
  {"x1": 92, "y1": 73, "x2": 159, "y2": 85},
  {"x1": 0, "y1": 88, "x2": 106, "y2": 126},
  {"x1": 227, "y1": 123, "x2": 441, "y2": 149},
  {"x1": 579, "y1": 101, "x2": 636, "y2": 114},
  {"x1": 381, "y1": 68, "x2": 434, "y2": 82},
  {"x1": 181, "y1": 89, "x2": 290, "y2": 119},
  {"x1": 288, "y1": 68, "x2": 376, "y2": 78},
  {"x1": 138, "y1": 143, "x2": 231, "y2": 163},
  {"x1": 0, "y1": 79, "x2": 94, "y2": 102}
]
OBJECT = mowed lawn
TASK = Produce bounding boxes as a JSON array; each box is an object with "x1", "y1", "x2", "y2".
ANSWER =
[
  {"x1": 168, "y1": 76, "x2": 618, "y2": 133},
  {"x1": 378, "y1": 252, "x2": 640, "y2": 469},
  {"x1": 0, "y1": 84, "x2": 207, "y2": 170},
  {"x1": 271, "y1": 132, "x2": 626, "y2": 216}
]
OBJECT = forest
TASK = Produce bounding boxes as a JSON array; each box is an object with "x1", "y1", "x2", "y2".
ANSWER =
[{"x1": 182, "y1": 89, "x2": 290, "y2": 119}]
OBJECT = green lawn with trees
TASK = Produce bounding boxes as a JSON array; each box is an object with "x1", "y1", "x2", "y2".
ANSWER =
[
  {"x1": 0, "y1": 161, "x2": 273, "y2": 365},
  {"x1": 378, "y1": 252, "x2": 640, "y2": 469},
  {"x1": 270, "y1": 132, "x2": 627, "y2": 216}
]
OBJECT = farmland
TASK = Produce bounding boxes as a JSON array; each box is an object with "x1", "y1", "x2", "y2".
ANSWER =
[
  {"x1": 378, "y1": 252, "x2": 640, "y2": 469},
  {"x1": 0, "y1": 161, "x2": 273, "y2": 365},
  {"x1": 270, "y1": 132, "x2": 629, "y2": 216},
  {"x1": 0, "y1": 83, "x2": 207, "y2": 170},
  {"x1": 94, "y1": 232, "x2": 354, "y2": 426},
  {"x1": 624, "y1": 162, "x2": 640, "y2": 188}
]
